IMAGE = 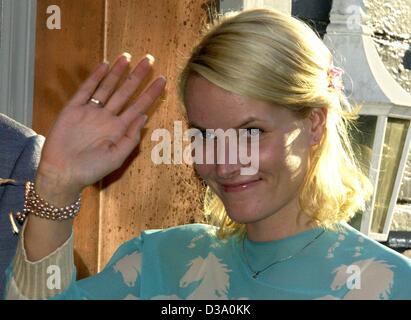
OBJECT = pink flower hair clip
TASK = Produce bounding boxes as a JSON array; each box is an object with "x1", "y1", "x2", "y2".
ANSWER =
[{"x1": 327, "y1": 64, "x2": 345, "y2": 91}]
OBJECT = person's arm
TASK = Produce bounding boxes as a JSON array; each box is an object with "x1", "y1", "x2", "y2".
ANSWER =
[
  {"x1": 5, "y1": 221, "x2": 75, "y2": 299},
  {"x1": 6, "y1": 220, "x2": 147, "y2": 300},
  {"x1": 0, "y1": 129, "x2": 44, "y2": 298},
  {"x1": 6, "y1": 52, "x2": 166, "y2": 299}
]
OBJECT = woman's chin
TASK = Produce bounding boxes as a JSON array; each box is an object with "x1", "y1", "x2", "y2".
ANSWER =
[{"x1": 225, "y1": 207, "x2": 264, "y2": 224}]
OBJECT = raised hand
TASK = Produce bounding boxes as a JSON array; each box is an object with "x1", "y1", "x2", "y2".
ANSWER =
[{"x1": 35, "y1": 53, "x2": 166, "y2": 205}]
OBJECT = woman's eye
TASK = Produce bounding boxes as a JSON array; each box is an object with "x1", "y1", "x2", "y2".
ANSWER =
[
  {"x1": 243, "y1": 128, "x2": 263, "y2": 138},
  {"x1": 199, "y1": 129, "x2": 216, "y2": 140},
  {"x1": 196, "y1": 128, "x2": 262, "y2": 140}
]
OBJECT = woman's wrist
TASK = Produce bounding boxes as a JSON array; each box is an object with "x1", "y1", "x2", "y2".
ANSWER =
[
  {"x1": 16, "y1": 181, "x2": 81, "y2": 223},
  {"x1": 23, "y1": 173, "x2": 79, "y2": 261},
  {"x1": 34, "y1": 170, "x2": 82, "y2": 208}
]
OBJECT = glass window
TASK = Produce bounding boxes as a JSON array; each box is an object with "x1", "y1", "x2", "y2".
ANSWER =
[
  {"x1": 349, "y1": 115, "x2": 378, "y2": 231},
  {"x1": 372, "y1": 118, "x2": 410, "y2": 233}
]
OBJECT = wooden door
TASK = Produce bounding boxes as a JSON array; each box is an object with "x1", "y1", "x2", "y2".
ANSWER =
[{"x1": 33, "y1": 0, "x2": 212, "y2": 278}]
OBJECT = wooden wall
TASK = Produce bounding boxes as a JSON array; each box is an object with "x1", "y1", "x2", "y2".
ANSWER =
[{"x1": 33, "y1": 0, "x2": 211, "y2": 278}]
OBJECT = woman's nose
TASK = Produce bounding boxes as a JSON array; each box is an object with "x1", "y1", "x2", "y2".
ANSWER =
[
  {"x1": 215, "y1": 137, "x2": 242, "y2": 178},
  {"x1": 215, "y1": 162, "x2": 242, "y2": 179}
]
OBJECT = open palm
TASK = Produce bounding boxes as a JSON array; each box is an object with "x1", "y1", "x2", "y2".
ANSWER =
[{"x1": 37, "y1": 53, "x2": 166, "y2": 195}]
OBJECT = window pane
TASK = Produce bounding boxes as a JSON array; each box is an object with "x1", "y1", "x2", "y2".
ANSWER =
[
  {"x1": 372, "y1": 118, "x2": 410, "y2": 233},
  {"x1": 398, "y1": 148, "x2": 411, "y2": 203},
  {"x1": 349, "y1": 115, "x2": 377, "y2": 231}
]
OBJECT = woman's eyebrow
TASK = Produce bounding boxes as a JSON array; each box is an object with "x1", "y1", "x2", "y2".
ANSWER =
[{"x1": 188, "y1": 117, "x2": 260, "y2": 130}]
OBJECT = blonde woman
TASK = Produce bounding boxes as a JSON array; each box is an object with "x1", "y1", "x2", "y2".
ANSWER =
[{"x1": 5, "y1": 9, "x2": 411, "y2": 300}]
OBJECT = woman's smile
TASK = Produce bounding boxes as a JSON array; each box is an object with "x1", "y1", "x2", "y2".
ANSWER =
[{"x1": 218, "y1": 178, "x2": 263, "y2": 193}]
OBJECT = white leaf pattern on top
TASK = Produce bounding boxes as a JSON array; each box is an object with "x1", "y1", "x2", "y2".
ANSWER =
[
  {"x1": 317, "y1": 258, "x2": 394, "y2": 299},
  {"x1": 187, "y1": 234, "x2": 205, "y2": 249},
  {"x1": 150, "y1": 294, "x2": 182, "y2": 299},
  {"x1": 113, "y1": 251, "x2": 142, "y2": 287},
  {"x1": 180, "y1": 252, "x2": 231, "y2": 299},
  {"x1": 326, "y1": 232, "x2": 347, "y2": 259}
]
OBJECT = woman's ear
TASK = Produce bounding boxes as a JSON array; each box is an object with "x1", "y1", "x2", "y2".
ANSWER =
[{"x1": 309, "y1": 107, "x2": 327, "y2": 145}]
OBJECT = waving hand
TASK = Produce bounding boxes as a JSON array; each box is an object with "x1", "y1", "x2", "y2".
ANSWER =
[{"x1": 36, "y1": 53, "x2": 166, "y2": 201}]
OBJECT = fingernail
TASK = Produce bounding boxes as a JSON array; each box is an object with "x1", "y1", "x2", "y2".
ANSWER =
[
  {"x1": 98, "y1": 61, "x2": 109, "y2": 71},
  {"x1": 145, "y1": 53, "x2": 155, "y2": 66},
  {"x1": 142, "y1": 114, "x2": 148, "y2": 125},
  {"x1": 122, "y1": 52, "x2": 132, "y2": 62},
  {"x1": 159, "y1": 75, "x2": 167, "y2": 87}
]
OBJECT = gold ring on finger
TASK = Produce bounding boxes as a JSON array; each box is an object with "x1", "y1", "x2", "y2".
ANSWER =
[{"x1": 89, "y1": 97, "x2": 104, "y2": 107}]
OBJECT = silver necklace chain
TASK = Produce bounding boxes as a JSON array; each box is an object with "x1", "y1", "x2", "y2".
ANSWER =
[{"x1": 242, "y1": 229, "x2": 326, "y2": 279}]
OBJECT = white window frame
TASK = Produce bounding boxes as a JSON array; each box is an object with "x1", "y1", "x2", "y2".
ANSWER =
[
  {"x1": 359, "y1": 104, "x2": 411, "y2": 241},
  {"x1": 0, "y1": 0, "x2": 37, "y2": 127}
]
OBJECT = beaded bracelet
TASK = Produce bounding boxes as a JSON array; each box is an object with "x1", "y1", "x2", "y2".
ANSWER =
[{"x1": 16, "y1": 181, "x2": 81, "y2": 223}]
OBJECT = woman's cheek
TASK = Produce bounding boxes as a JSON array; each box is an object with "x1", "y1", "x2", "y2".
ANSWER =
[
  {"x1": 258, "y1": 138, "x2": 283, "y2": 171},
  {"x1": 194, "y1": 163, "x2": 211, "y2": 180},
  {"x1": 284, "y1": 154, "x2": 304, "y2": 175}
]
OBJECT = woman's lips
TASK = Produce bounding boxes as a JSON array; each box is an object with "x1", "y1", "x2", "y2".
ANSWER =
[{"x1": 220, "y1": 179, "x2": 262, "y2": 193}]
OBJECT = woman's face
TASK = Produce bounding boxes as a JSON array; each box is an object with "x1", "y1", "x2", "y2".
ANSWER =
[{"x1": 185, "y1": 75, "x2": 323, "y2": 230}]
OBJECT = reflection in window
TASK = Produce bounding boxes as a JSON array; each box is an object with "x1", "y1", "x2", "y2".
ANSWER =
[
  {"x1": 372, "y1": 118, "x2": 409, "y2": 233},
  {"x1": 349, "y1": 115, "x2": 377, "y2": 231}
]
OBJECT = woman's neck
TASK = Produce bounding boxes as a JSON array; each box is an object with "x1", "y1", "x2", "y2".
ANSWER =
[{"x1": 245, "y1": 200, "x2": 317, "y2": 242}]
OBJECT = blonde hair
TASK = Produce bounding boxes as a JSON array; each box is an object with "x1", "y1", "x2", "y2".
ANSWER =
[{"x1": 177, "y1": 8, "x2": 373, "y2": 239}]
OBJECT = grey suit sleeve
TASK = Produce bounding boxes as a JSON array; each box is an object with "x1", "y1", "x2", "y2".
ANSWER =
[
  {"x1": 11, "y1": 134, "x2": 45, "y2": 184},
  {"x1": 0, "y1": 134, "x2": 45, "y2": 298},
  {"x1": 1, "y1": 134, "x2": 45, "y2": 222}
]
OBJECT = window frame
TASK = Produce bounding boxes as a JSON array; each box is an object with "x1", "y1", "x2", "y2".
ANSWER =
[
  {"x1": 358, "y1": 104, "x2": 411, "y2": 241},
  {"x1": 0, "y1": 0, "x2": 37, "y2": 127}
]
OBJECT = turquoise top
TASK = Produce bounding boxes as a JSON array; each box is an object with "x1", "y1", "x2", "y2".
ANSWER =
[{"x1": 26, "y1": 223, "x2": 411, "y2": 299}]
